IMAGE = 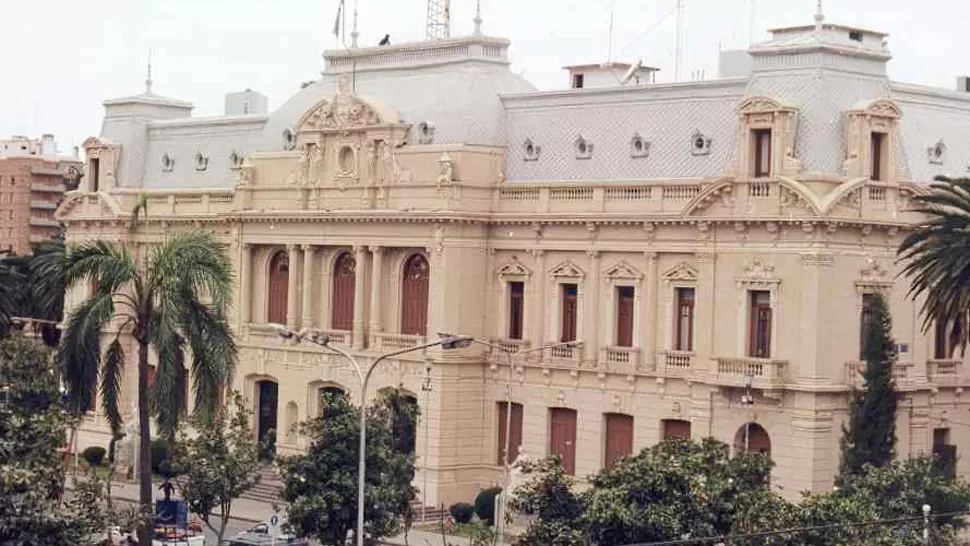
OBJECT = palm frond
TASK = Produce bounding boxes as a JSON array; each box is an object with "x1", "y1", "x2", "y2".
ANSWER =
[
  {"x1": 179, "y1": 296, "x2": 237, "y2": 423},
  {"x1": 0, "y1": 254, "x2": 28, "y2": 332},
  {"x1": 101, "y1": 337, "x2": 126, "y2": 434},
  {"x1": 58, "y1": 290, "x2": 115, "y2": 415},
  {"x1": 127, "y1": 192, "x2": 149, "y2": 232},
  {"x1": 898, "y1": 176, "x2": 970, "y2": 350},
  {"x1": 63, "y1": 240, "x2": 137, "y2": 295},
  {"x1": 28, "y1": 238, "x2": 67, "y2": 323},
  {"x1": 151, "y1": 320, "x2": 186, "y2": 441},
  {"x1": 150, "y1": 230, "x2": 234, "y2": 310}
]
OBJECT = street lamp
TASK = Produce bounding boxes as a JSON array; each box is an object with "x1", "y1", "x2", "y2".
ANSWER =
[
  {"x1": 440, "y1": 335, "x2": 582, "y2": 541},
  {"x1": 272, "y1": 324, "x2": 471, "y2": 546},
  {"x1": 741, "y1": 373, "x2": 754, "y2": 452}
]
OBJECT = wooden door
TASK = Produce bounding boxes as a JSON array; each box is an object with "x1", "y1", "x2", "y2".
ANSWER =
[
  {"x1": 401, "y1": 254, "x2": 430, "y2": 336},
  {"x1": 257, "y1": 381, "x2": 278, "y2": 460},
  {"x1": 497, "y1": 402, "x2": 524, "y2": 465},
  {"x1": 662, "y1": 419, "x2": 691, "y2": 441},
  {"x1": 331, "y1": 252, "x2": 356, "y2": 330},
  {"x1": 267, "y1": 251, "x2": 289, "y2": 325},
  {"x1": 549, "y1": 408, "x2": 577, "y2": 475},
  {"x1": 560, "y1": 284, "x2": 578, "y2": 342},
  {"x1": 604, "y1": 413, "x2": 634, "y2": 468},
  {"x1": 616, "y1": 286, "x2": 635, "y2": 347}
]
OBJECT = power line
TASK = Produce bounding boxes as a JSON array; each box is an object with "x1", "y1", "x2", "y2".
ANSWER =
[
  {"x1": 619, "y1": 509, "x2": 970, "y2": 546},
  {"x1": 617, "y1": 1, "x2": 679, "y2": 56}
]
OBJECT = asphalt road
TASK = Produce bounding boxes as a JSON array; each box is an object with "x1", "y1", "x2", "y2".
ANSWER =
[{"x1": 200, "y1": 515, "x2": 252, "y2": 545}]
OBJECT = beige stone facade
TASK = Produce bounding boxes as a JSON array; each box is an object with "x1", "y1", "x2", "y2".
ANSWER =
[{"x1": 59, "y1": 18, "x2": 970, "y2": 507}]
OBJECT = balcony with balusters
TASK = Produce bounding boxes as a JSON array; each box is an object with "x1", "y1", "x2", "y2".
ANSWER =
[
  {"x1": 656, "y1": 350, "x2": 695, "y2": 377},
  {"x1": 844, "y1": 360, "x2": 914, "y2": 389},
  {"x1": 600, "y1": 346, "x2": 641, "y2": 373},
  {"x1": 712, "y1": 356, "x2": 788, "y2": 389}
]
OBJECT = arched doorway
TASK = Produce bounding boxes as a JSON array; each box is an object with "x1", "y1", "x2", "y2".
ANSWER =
[
  {"x1": 734, "y1": 422, "x2": 771, "y2": 457},
  {"x1": 331, "y1": 252, "x2": 356, "y2": 331},
  {"x1": 267, "y1": 251, "x2": 289, "y2": 325},
  {"x1": 256, "y1": 380, "x2": 279, "y2": 460},
  {"x1": 401, "y1": 254, "x2": 430, "y2": 336}
]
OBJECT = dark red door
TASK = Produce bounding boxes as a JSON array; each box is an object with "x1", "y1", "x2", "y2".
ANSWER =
[
  {"x1": 549, "y1": 408, "x2": 577, "y2": 475},
  {"x1": 604, "y1": 413, "x2": 634, "y2": 468},
  {"x1": 331, "y1": 252, "x2": 356, "y2": 330},
  {"x1": 616, "y1": 286, "x2": 635, "y2": 347},
  {"x1": 267, "y1": 251, "x2": 289, "y2": 325},
  {"x1": 401, "y1": 254, "x2": 430, "y2": 335},
  {"x1": 497, "y1": 402, "x2": 524, "y2": 465}
]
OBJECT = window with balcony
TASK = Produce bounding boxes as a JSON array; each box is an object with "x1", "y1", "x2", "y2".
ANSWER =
[
  {"x1": 90, "y1": 158, "x2": 100, "y2": 192},
  {"x1": 615, "y1": 286, "x2": 635, "y2": 347},
  {"x1": 497, "y1": 401, "x2": 523, "y2": 465},
  {"x1": 675, "y1": 287, "x2": 695, "y2": 351},
  {"x1": 508, "y1": 281, "x2": 525, "y2": 340},
  {"x1": 331, "y1": 252, "x2": 356, "y2": 331},
  {"x1": 267, "y1": 251, "x2": 289, "y2": 325},
  {"x1": 748, "y1": 290, "x2": 772, "y2": 358},
  {"x1": 870, "y1": 132, "x2": 886, "y2": 181},
  {"x1": 560, "y1": 283, "x2": 578, "y2": 342},
  {"x1": 752, "y1": 129, "x2": 772, "y2": 178}
]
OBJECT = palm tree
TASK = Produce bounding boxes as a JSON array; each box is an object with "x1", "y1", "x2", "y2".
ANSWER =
[
  {"x1": 898, "y1": 175, "x2": 970, "y2": 353},
  {"x1": 0, "y1": 251, "x2": 27, "y2": 336},
  {"x1": 27, "y1": 237, "x2": 67, "y2": 347},
  {"x1": 58, "y1": 229, "x2": 237, "y2": 546}
]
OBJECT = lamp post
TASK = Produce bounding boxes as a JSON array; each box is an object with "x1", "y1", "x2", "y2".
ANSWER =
[
  {"x1": 274, "y1": 325, "x2": 472, "y2": 546},
  {"x1": 741, "y1": 373, "x2": 754, "y2": 452},
  {"x1": 448, "y1": 336, "x2": 582, "y2": 541}
]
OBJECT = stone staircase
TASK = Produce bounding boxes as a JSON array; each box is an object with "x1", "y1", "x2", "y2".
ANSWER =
[{"x1": 241, "y1": 466, "x2": 448, "y2": 524}]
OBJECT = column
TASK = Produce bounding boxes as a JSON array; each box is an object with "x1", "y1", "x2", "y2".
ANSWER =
[
  {"x1": 240, "y1": 244, "x2": 253, "y2": 327},
  {"x1": 286, "y1": 244, "x2": 300, "y2": 330},
  {"x1": 585, "y1": 250, "x2": 601, "y2": 366},
  {"x1": 643, "y1": 252, "x2": 658, "y2": 370},
  {"x1": 531, "y1": 250, "x2": 546, "y2": 353},
  {"x1": 369, "y1": 246, "x2": 384, "y2": 334},
  {"x1": 695, "y1": 252, "x2": 716, "y2": 366},
  {"x1": 352, "y1": 245, "x2": 368, "y2": 349},
  {"x1": 301, "y1": 245, "x2": 315, "y2": 329}
]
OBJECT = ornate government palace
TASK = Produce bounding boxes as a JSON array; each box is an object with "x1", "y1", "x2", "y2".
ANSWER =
[{"x1": 58, "y1": 11, "x2": 970, "y2": 505}]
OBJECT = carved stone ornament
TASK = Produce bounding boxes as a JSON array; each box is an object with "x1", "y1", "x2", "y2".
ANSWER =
[
  {"x1": 436, "y1": 151, "x2": 455, "y2": 185},
  {"x1": 298, "y1": 75, "x2": 383, "y2": 132},
  {"x1": 549, "y1": 259, "x2": 585, "y2": 280},
  {"x1": 497, "y1": 257, "x2": 532, "y2": 278},
  {"x1": 380, "y1": 141, "x2": 412, "y2": 184},
  {"x1": 737, "y1": 257, "x2": 780, "y2": 287},
  {"x1": 662, "y1": 261, "x2": 698, "y2": 283},
  {"x1": 780, "y1": 186, "x2": 813, "y2": 212},
  {"x1": 604, "y1": 260, "x2": 643, "y2": 281},
  {"x1": 856, "y1": 257, "x2": 894, "y2": 293}
]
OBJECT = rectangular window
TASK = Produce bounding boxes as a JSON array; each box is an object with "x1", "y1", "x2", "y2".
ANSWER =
[
  {"x1": 860, "y1": 294, "x2": 875, "y2": 358},
  {"x1": 508, "y1": 281, "x2": 525, "y2": 340},
  {"x1": 870, "y1": 132, "x2": 885, "y2": 181},
  {"x1": 748, "y1": 290, "x2": 772, "y2": 358},
  {"x1": 497, "y1": 402, "x2": 524, "y2": 466},
  {"x1": 90, "y1": 157, "x2": 100, "y2": 192},
  {"x1": 615, "y1": 286, "x2": 635, "y2": 347},
  {"x1": 661, "y1": 419, "x2": 691, "y2": 441},
  {"x1": 934, "y1": 316, "x2": 962, "y2": 359},
  {"x1": 675, "y1": 287, "x2": 695, "y2": 351},
  {"x1": 572, "y1": 73, "x2": 584, "y2": 89},
  {"x1": 752, "y1": 129, "x2": 772, "y2": 178},
  {"x1": 560, "y1": 283, "x2": 578, "y2": 342}
]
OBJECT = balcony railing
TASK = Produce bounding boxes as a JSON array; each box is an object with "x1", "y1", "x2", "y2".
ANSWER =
[
  {"x1": 317, "y1": 329, "x2": 351, "y2": 346},
  {"x1": 369, "y1": 332, "x2": 426, "y2": 352},
  {"x1": 844, "y1": 361, "x2": 913, "y2": 388},
  {"x1": 548, "y1": 342, "x2": 583, "y2": 365},
  {"x1": 713, "y1": 356, "x2": 787, "y2": 388},
  {"x1": 29, "y1": 216, "x2": 60, "y2": 228},
  {"x1": 601, "y1": 346, "x2": 641, "y2": 371},
  {"x1": 657, "y1": 350, "x2": 694, "y2": 376},
  {"x1": 928, "y1": 359, "x2": 960, "y2": 384},
  {"x1": 30, "y1": 200, "x2": 57, "y2": 210},
  {"x1": 30, "y1": 182, "x2": 65, "y2": 193},
  {"x1": 490, "y1": 338, "x2": 530, "y2": 355}
]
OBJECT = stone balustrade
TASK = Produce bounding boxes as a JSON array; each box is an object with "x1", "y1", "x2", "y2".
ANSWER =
[
  {"x1": 657, "y1": 350, "x2": 694, "y2": 376},
  {"x1": 713, "y1": 356, "x2": 787, "y2": 388},
  {"x1": 601, "y1": 346, "x2": 641, "y2": 372}
]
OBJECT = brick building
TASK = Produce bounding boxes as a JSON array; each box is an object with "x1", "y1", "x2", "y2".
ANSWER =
[{"x1": 0, "y1": 135, "x2": 81, "y2": 254}]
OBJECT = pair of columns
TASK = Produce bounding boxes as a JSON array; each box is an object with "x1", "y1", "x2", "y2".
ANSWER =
[{"x1": 239, "y1": 244, "x2": 386, "y2": 350}]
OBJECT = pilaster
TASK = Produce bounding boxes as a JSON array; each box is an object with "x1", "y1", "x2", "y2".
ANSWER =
[
  {"x1": 369, "y1": 246, "x2": 384, "y2": 333},
  {"x1": 353, "y1": 245, "x2": 368, "y2": 349},
  {"x1": 301, "y1": 244, "x2": 315, "y2": 329},
  {"x1": 286, "y1": 244, "x2": 300, "y2": 330},
  {"x1": 585, "y1": 250, "x2": 601, "y2": 365},
  {"x1": 695, "y1": 252, "x2": 716, "y2": 362},
  {"x1": 643, "y1": 252, "x2": 659, "y2": 369},
  {"x1": 799, "y1": 252, "x2": 834, "y2": 384},
  {"x1": 240, "y1": 243, "x2": 253, "y2": 328}
]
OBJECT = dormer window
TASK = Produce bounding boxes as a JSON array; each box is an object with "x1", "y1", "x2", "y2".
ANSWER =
[
  {"x1": 416, "y1": 121, "x2": 435, "y2": 144},
  {"x1": 574, "y1": 135, "x2": 593, "y2": 159},
  {"x1": 195, "y1": 152, "x2": 209, "y2": 172},
  {"x1": 282, "y1": 129, "x2": 296, "y2": 151},
  {"x1": 844, "y1": 99, "x2": 901, "y2": 183},
  {"x1": 752, "y1": 129, "x2": 772, "y2": 178},
  {"x1": 523, "y1": 138, "x2": 541, "y2": 162},
  {"x1": 572, "y1": 74, "x2": 584, "y2": 89},
  {"x1": 630, "y1": 133, "x2": 650, "y2": 158},
  {"x1": 870, "y1": 132, "x2": 886, "y2": 181},
  {"x1": 229, "y1": 150, "x2": 244, "y2": 170},
  {"x1": 690, "y1": 130, "x2": 712, "y2": 156},
  {"x1": 736, "y1": 96, "x2": 801, "y2": 178},
  {"x1": 161, "y1": 153, "x2": 175, "y2": 173},
  {"x1": 927, "y1": 139, "x2": 946, "y2": 165},
  {"x1": 849, "y1": 31, "x2": 863, "y2": 42}
]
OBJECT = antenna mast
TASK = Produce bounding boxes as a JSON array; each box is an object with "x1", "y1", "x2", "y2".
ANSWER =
[
  {"x1": 426, "y1": 0, "x2": 451, "y2": 39},
  {"x1": 674, "y1": 0, "x2": 684, "y2": 82}
]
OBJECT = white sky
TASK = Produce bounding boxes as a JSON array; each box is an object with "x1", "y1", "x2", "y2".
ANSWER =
[{"x1": 3, "y1": 0, "x2": 969, "y2": 152}]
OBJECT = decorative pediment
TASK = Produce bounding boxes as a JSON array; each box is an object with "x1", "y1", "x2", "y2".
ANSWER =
[
  {"x1": 848, "y1": 98, "x2": 902, "y2": 119},
  {"x1": 855, "y1": 257, "x2": 894, "y2": 293},
  {"x1": 662, "y1": 261, "x2": 698, "y2": 283},
  {"x1": 549, "y1": 259, "x2": 585, "y2": 280},
  {"x1": 737, "y1": 96, "x2": 796, "y2": 115},
  {"x1": 736, "y1": 257, "x2": 780, "y2": 287},
  {"x1": 604, "y1": 260, "x2": 643, "y2": 281},
  {"x1": 295, "y1": 76, "x2": 398, "y2": 133},
  {"x1": 497, "y1": 257, "x2": 532, "y2": 278}
]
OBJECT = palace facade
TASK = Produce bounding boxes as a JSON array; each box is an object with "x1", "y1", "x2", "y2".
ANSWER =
[{"x1": 59, "y1": 15, "x2": 970, "y2": 506}]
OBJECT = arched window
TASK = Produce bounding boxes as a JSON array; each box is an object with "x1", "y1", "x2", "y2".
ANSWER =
[
  {"x1": 317, "y1": 385, "x2": 346, "y2": 416},
  {"x1": 331, "y1": 252, "x2": 356, "y2": 331},
  {"x1": 734, "y1": 422, "x2": 771, "y2": 457},
  {"x1": 267, "y1": 251, "x2": 289, "y2": 325},
  {"x1": 401, "y1": 254, "x2": 430, "y2": 336}
]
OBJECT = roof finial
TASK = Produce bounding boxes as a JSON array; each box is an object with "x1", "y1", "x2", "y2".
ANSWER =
[
  {"x1": 473, "y1": 0, "x2": 483, "y2": 35},
  {"x1": 350, "y1": 0, "x2": 359, "y2": 47},
  {"x1": 145, "y1": 48, "x2": 153, "y2": 94},
  {"x1": 814, "y1": 0, "x2": 824, "y2": 31}
]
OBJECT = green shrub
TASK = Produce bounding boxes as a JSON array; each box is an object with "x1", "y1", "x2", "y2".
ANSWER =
[
  {"x1": 81, "y1": 446, "x2": 107, "y2": 468},
  {"x1": 151, "y1": 438, "x2": 175, "y2": 476},
  {"x1": 473, "y1": 487, "x2": 503, "y2": 526},
  {"x1": 449, "y1": 502, "x2": 475, "y2": 524}
]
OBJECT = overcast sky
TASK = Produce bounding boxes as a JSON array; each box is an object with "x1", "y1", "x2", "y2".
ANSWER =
[{"x1": 3, "y1": 0, "x2": 969, "y2": 153}]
